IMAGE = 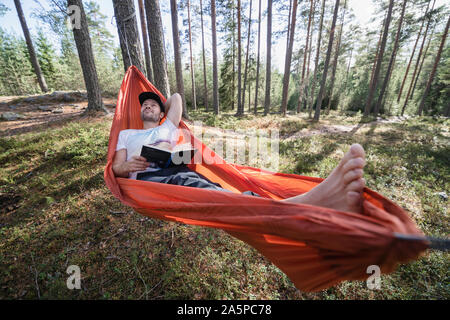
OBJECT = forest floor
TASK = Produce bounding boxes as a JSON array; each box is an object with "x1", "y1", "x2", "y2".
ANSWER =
[{"x1": 0, "y1": 93, "x2": 449, "y2": 299}]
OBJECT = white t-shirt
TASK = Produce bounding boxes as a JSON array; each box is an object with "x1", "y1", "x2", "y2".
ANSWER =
[{"x1": 115, "y1": 119, "x2": 179, "y2": 179}]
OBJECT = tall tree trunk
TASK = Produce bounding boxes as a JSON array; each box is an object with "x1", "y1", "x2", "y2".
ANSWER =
[
  {"x1": 211, "y1": 0, "x2": 219, "y2": 115},
  {"x1": 344, "y1": 47, "x2": 353, "y2": 91},
  {"x1": 200, "y1": 0, "x2": 208, "y2": 111},
  {"x1": 187, "y1": 0, "x2": 197, "y2": 111},
  {"x1": 67, "y1": 0, "x2": 104, "y2": 113},
  {"x1": 137, "y1": 0, "x2": 153, "y2": 82},
  {"x1": 264, "y1": 0, "x2": 273, "y2": 115},
  {"x1": 397, "y1": 1, "x2": 430, "y2": 103},
  {"x1": 113, "y1": 0, "x2": 145, "y2": 73},
  {"x1": 254, "y1": 0, "x2": 262, "y2": 114},
  {"x1": 313, "y1": 0, "x2": 340, "y2": 121},
  {"x1": 248, "y1": 80, "x2": 252, "y2": 112},
  {"x1": 14, "y1": 0, "x2": 48, "y2": 93},
  {"x1": 304, "y1": 0, "x2": 316, "y2": 111},
  {"x1": 232, "y1": 4, "x2": 235, "y2": 110},
  {"x1": 308, "y1": 0, "x2": 326, "y2": 118},
  {"x1": 297, "y1": 0, "x2": 314, "y2": 113},
  {"x1": 286, "y1": 0, "x2": 293, "y2": 55},
  {"x1": 411, "y1": 21, "x2": 436, "y2": 101},
  {"x1": 418, "y1": 15, "x2": 449, "y2": 116},
  {"x1": 368, "y1": 12, "x2": 386, "y2": 91},
  {"x1": 363, "y1": 0, "x2": 394, "y2": 117},
  {"x1": 281, "y1": 0, "x2": 299, "y2": 116},
  {"x1": 242, "y1": 0, "x2": 253, "y2": 114},
  {"x1": 145, "y1": 0, "x2": 170, "y2": 98},
  {"x1": 236, "y1": 0, "x2": 243, "y2": 116},
  {"x1": 401, "y1": 0, "x2": 435, "y2": 116},
  {"x1": 326, "y1": 0, "x2": 347, "y2": 113},
  {"x1": 169, "y1": 0, "x2": 188, "y2": 119},
  {"x1": 374, "y1": 0, "x2": 407, "y2": 116}
]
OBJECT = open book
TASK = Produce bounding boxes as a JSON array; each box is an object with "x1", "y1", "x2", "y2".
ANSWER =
[{"x1": 140, "y1": 143, "x2": 198, "y2": 168}]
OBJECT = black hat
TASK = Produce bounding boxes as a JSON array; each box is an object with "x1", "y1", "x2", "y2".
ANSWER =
[{"x1": 139, "y1": 92, "x2": 165, "y2": 112}]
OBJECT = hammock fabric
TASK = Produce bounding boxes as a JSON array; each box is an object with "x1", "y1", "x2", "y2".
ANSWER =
[{"x1": 104, "y1": 66, "x2": 428, "y2": 292}]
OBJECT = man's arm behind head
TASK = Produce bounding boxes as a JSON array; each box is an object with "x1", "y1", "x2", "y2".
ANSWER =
[{"x1": 164, "y1": 93, "x2": 182, "y2": 128}]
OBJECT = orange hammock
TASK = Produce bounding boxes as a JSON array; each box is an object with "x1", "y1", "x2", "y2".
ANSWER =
[{"x1": 104, "y1": 66, "x2": 429, "y2": 292}]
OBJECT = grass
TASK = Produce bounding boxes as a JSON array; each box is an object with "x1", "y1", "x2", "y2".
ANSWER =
[{"x1": 0, "y1": 110, "x2": 448, "y2": 300}]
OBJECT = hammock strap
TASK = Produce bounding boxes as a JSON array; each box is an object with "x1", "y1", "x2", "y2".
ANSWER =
[
  {"x1": 113, "y1": 10, "x2": 136, "y2": 67},
  {"x1": 394, "y1": 233, "x2": 450, "y2": 251}
]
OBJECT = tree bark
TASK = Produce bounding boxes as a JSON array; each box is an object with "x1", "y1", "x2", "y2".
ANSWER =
[
  {"x1": 304, "y1": 0, "x2": 316, "y2": 111},
  {"x1": 308, "y1": 0, "x2": 326, "y2": 118},
  {"x1": 169, "y1": 0, "x2": 188, "y2": 119},
  {"x1": 281, "y1": 0, "x2": 298, "y2": 116},
  {"x1": 418, "y1": 15, "x2": 449, "y2": 116},
  {"x1": 137, "y1": 0, "x2": 153, "y2": 82},
  {"x1": 211, "y1": 0, "x2": 219, "y2": 114},
  {"x1": 397, "y1": 1, "x2": 430, "y2": 103},
  {"x1": 373, "y1": 0, "x2": 407, "y2": 116},
  {"x1": 232, "y1": 4, "x2": 235, "y2": 111},
  {"x1": 113, "y1": 0, "x2": 145, "y2": 73},
  {"x1": 187, "y1": 0, "x2": 197, "y2": 111},
  {"x1": 254, "y1": 0, "x2": 262, "y2": 114},
  {"x1": 363, "y1": 0, "x2": 394, "y2": 117},
  {"x1": 326, "y1": 0, "x2": 347, "y2": 113},
  {"x1": 296, "y1": 0, "x2": 313, "y2": 113},
  {"x1": 200, "y1": 0, "x2": 208, "y2": 111},
  {"x1": 242, "y1": 0, "x2": 253, "y2": 114},
  {"x1": 313, "y1": 0, "x2": 340, "y2": 121},
  {"x1": 236, "y1": 0, "x2": 243, "y2": 116},
  {"x1": 401, "y1": 0, "x2": 435, "y2": 116},
  {"x1": 286, "y1": 0, "x2": 293, "y2": 52},
  {"x1": 368, "y1": 12, "x2": 386, "y2": 92},
  {"x1": 343, "y1": 46, "x2": 353, "y2": 98},
  {"x1": 264, "y1": 0, "x2": 273, "y2": 115},
  {"x1": 14, "y1": 0, "x2": 48, "y2": 93},
  {"x1": 145, "y1": 0, "x2": 170, "y2": 98},
  {"x1": 411, "y1": 21, "x2": 436, "y2": 102},
  {"x1": 67, "y1": 0, "x2": 104, "y2": 113}
]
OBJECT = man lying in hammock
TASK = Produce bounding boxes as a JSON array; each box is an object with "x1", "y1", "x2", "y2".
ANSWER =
[{"x1": 112, "y1": 91, "x2": 366, "y2": 214}]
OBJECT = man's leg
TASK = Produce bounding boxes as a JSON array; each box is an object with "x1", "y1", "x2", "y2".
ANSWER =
[
  {"x1": 137, "y1": 166, "x2": 261, "y2": 196},
  {"x1": 137, "y1": 166, "x2": 232, "y2": 192}
]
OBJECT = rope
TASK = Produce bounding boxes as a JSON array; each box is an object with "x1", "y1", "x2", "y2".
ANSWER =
[
  {"x1": 112, "y1": 11, "x2": 135, "y2": 66},
  {"x1": 394, "y1": 233, "x2": 450, "y2": 251}
]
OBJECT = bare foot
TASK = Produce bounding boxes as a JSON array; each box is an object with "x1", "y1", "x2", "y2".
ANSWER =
[{"x1": 283, "y1": 144, "x2": 366, "y2": 213}]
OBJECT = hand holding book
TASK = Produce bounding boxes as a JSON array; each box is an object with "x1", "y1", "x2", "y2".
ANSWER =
[{"x1": 140, "y1": 143, "x2": 197, "y2": 168}]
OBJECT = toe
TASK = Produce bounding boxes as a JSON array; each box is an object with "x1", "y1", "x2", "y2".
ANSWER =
[
  {"x1": 350, "y1": 144, "x2": 365, "y2": 159},
  {"x1": 343, "y1": 168, "x2": 363, "y2": 184},
  {"x1": 346, "y1": 191, "x2": 362, "y2": 208},
  {"x1": 346, "y1": 178, "x2": 365, "y2": 192},
  {"x1": 343, "y1": 157, "x2": 366, "y2": 172}
]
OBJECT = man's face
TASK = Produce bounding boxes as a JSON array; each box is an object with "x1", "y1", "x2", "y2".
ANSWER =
[{"x1": 141, "y1": 99, "x2": 163, "y2": 122}]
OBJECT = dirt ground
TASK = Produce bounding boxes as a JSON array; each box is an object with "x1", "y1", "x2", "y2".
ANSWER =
[{"x1": 0, "y1": 92, "x2": 116, "y2": 137}]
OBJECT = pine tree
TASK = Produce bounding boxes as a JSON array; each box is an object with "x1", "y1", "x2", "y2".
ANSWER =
[
  {"x1": 418, "y1": 15, "x2": 449, "y2": 116},
  {"x1": 145, "y1": 0, "x2": 171, "y2": 98},
  {"x1": 170, "y1": 0, "x2": 188, "y2": 118},
  {"x1": 36, "y1": 29, "x2": 57, "y2": 88},
  {"x1": 113, "y1": 0, "x2": 145, "y2": 73},
  {"x1": 68, "y1": 0, "x2": 104, "y2": 113},
  {"x1": 313, "y1": 0, "x2": 340, "y2": 121},
  {"x1": 211, "y1": 0, "x2": 220, "y2": 114},
  {"x1": 363, "y1": 0, "x2": 394, "y2": 116},
  {"x1": 264, "y1": 0, "x2": 273, "y2": 115},
  {"x1": 13, "y1": 0, "x2": 48, "y2": 93},
  {"x1": 281, "y1": 0, "x2": 298, "y2": 116}
]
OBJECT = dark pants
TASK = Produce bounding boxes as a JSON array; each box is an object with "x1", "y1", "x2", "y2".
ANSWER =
[{"x1": 136, "y1": 165, "x2": 260, "y2": 196}]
